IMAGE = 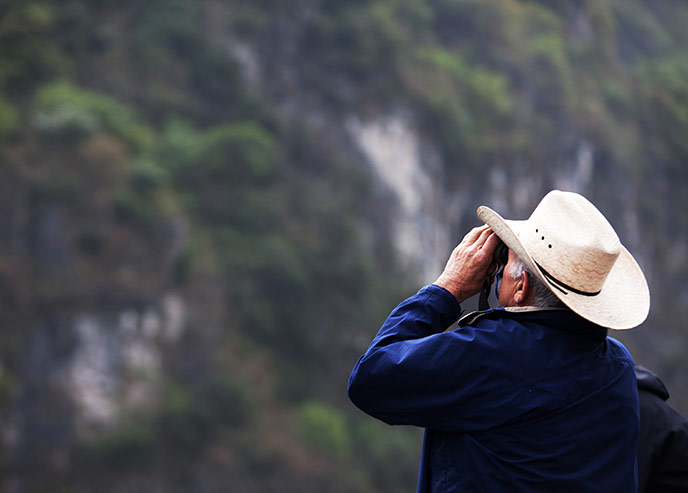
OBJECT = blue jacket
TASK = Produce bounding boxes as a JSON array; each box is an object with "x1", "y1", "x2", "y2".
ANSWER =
[{"x1": 348, "y1": 284, "x2": 639, "y2": 492}]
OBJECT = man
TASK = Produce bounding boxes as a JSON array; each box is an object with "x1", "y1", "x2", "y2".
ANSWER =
[
  {"x1": 635, "y1": 364, "x2": 688, "y2": 492},
  {"x1": 348, "y1": 190, "x2": 650, "y2": 492}
]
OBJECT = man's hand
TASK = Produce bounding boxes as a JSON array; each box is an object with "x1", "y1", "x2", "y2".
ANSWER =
[{"x1": 434, "y1": 225, "x2": 501, "y2": 303}]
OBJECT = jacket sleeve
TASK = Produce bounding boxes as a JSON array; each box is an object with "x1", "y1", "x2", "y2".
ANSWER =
[{"x1": 347, "y1": 284, "x2": 485, "y2": 429}]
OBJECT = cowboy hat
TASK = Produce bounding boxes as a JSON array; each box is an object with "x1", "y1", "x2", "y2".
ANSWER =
[{"x1": 477, "y1": 190, "x2": 650, "y2": 330}]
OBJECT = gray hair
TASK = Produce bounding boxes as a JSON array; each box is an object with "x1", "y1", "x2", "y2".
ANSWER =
[{"x1": 509, "y1": 257, "x2": 566, "y2": 308}]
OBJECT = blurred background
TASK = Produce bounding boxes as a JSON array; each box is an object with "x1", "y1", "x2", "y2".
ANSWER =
[{"x1": 0, "y1": 0, "x2": 687, "y2": 491}]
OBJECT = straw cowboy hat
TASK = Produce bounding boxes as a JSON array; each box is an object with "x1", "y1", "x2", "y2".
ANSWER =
[{"x1": 477, "y1": 190, "x2": 650, "y2": 330}]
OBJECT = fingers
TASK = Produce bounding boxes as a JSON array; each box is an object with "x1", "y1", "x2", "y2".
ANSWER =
[
  {"x1": 465, "y1": 226, "x2": 496, "y2": 253},
  {"x1": 475, "y1": 227, "x2": 494, "y2": 249},
  {"x1": 480, "y1": 228, "x2": 501, "y2": 273},
  {"x1": 456, "y1": 226, "x2": 497, "y2": 263},
  {"x1": 463, "y1": 225, "x2": 490, "y2": 245},
  {"x1": 482, "y1": 229, "x2": 501, "y2": 252}
]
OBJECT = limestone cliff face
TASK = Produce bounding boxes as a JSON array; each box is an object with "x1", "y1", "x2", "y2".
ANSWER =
[
  {"x1": 346, "y1": 114, "x2": 450, "y2": 283},
  {"x1": 67, "y1": 295, "x2": 186, "y2": 434}
]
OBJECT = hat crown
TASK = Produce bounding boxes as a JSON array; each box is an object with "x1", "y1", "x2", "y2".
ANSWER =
[{"x1": 522, "y1": 191, "x2": 621, "y2": 293}]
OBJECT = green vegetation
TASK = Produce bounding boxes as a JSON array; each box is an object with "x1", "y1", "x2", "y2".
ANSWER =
[
  {"x1": 33, "y1": 81, "x2": 155, "y2": 151},
  {"x1": 298, "y1": 401, "x2": 351, "y2": 459},
  {"x1": 1, "y1": 0, "x2": 687, "y2": 491},
  {"x1": 86, "y1": 420, "x2": 157, "y2": 469}
]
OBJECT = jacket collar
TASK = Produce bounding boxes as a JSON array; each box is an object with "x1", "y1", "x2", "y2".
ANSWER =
[{"x1": 458, "y1": 306, "x2": 608, "y2": 341}]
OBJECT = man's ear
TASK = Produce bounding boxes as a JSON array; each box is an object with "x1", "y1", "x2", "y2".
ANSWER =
[{"x1": 514, "y1": 271, "x2": 530, "y2": 305}]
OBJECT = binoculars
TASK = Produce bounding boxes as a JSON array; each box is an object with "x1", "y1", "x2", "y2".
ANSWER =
[
  {"x1": 493, "y1": 242, "x2": 509, "y2": 266},
  {"x1": 480, "y1": 240, "x2": 509, "y2": 311}
]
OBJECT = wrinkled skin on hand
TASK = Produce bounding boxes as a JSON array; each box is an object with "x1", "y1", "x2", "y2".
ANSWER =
[{"x1": 434, "y1": 225, "x2": 501, "y2": 303}]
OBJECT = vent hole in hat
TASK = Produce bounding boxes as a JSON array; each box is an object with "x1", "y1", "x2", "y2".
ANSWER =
[
  {"x1": 548, "y1": 244, "x2": 552, "y2": 248},
  {"x1": 541, "y1": 236, "x2": 545, "y2": 240}
]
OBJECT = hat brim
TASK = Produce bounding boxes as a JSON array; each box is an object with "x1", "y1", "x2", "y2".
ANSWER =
[{"x1": 477, "y1": 205, "x2": 650, "y2": 330}]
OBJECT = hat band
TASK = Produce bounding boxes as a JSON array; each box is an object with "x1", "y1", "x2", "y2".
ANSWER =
[{"x1": 535, "y1": 262, "x2": 602, "y2": 297}]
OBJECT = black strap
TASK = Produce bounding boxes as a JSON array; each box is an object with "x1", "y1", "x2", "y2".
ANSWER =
[
  {"x1": 479, "y1": 278, "x2": 491, "y2": 311},
  {"x1": 535, "y1": 262, "x2": 601, "y2": 297}
]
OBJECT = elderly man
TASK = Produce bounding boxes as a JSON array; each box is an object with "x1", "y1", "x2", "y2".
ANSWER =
[{"x1": 348, "y1": 190, "x2": 649, "y2": 492}]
